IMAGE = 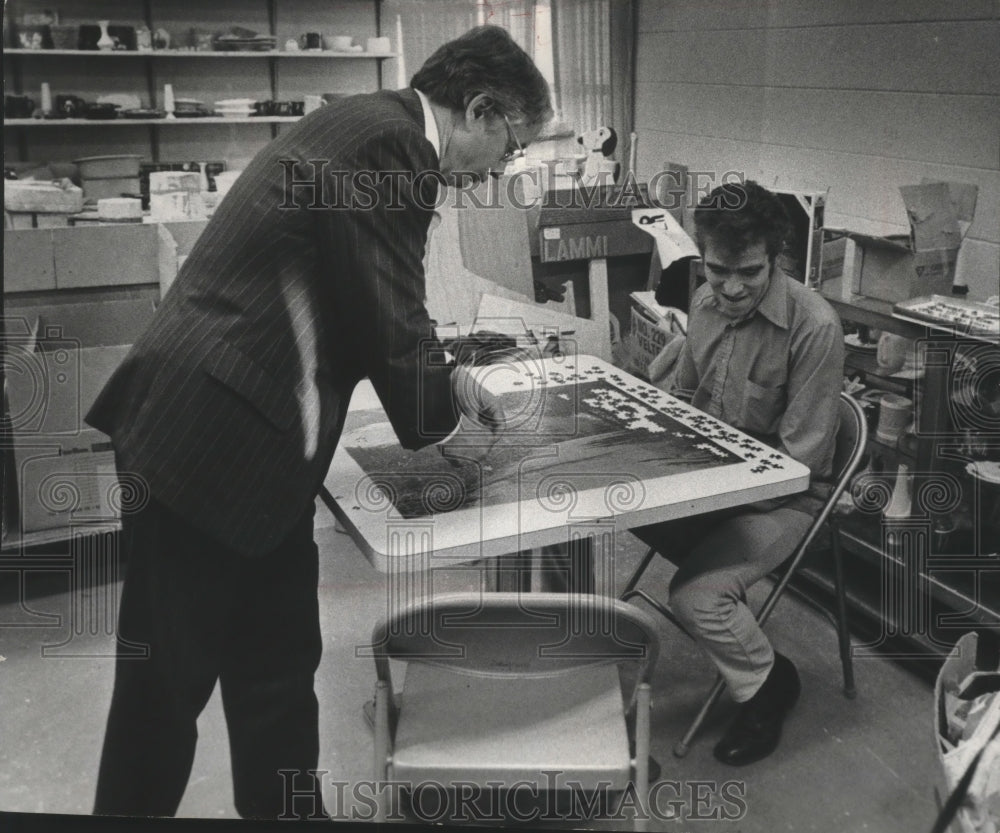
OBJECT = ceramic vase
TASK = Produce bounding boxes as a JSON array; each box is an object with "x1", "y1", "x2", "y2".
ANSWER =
[
  {"x1": 884, "y1": 463, "x2": 913, "y2": 519},
  {"x1": 163, "y1": 83, "x2": 175, "y2": 119},
  {"x1": 97, "y1": 20, "x2": 114, "y2": 51}
]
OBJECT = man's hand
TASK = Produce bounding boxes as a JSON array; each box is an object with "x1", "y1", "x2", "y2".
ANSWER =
[{"x1": 438, "y1": 365, "x2": 506, "y2": 463}]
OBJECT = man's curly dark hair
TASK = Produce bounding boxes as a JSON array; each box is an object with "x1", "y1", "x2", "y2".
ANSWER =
[{"x1": 693, "y1": 180, "x2": 791, "y2": 261}]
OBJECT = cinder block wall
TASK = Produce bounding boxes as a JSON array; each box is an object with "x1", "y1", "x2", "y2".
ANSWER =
[{"x1": 634, "y1": 0, "x2": 999, "y2": 300}]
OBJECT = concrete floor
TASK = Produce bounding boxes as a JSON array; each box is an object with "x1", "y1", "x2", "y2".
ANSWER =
[{"x1": 1, "y1": 501, "x2": 945, "y2": 831}]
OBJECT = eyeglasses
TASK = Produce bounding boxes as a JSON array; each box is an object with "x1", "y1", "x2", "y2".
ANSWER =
[{"x1": 500, "y1": 114, "x2": 525, "y2": 163}]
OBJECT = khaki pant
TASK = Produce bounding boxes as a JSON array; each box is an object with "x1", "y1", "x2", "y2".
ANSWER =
[{"x1": 633, "y1": 504, "x2": 813, "y2": 701}]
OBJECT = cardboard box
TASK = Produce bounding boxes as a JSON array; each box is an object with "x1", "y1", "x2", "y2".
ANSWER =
[
  {"x1": 4, "y1": 180, "x2": 84, "y2": 214},
  {"x1": 847, "y1": 181, "x2": 978, "y2": 303},
  {"x1": 2, "y1": 216, "x2": 176, "y2": 543},
  {"x1": 849, "y1": 234, "x2": 959, "y2": 302},
  {"x1": 4, "y1": 221, "x2": 207, "y2": 297},
  {"x1": 4, "y1": 298, "x2": 156, "y2": 350},
  {"x1": 55, "y1": 224, "x2": 159, "y2": 288},
  {"x1": 4, "y1": 224, "x2": 163, "y2": 293},
  {"x1": 628, "y1": 291, "x2": 680, "y2": 372},
  {"x1": 822, "y1": 234, "x2": 848, "y2": 281},
  {"x1": 12, "y1": 431, "x2": 119, "y2": 532},
  {"x1": 3, "y1": 316, "x2": 133, "y2": 536},
  {"x1": 3, "y1": 229, "x2": 58, "y2": 292}
]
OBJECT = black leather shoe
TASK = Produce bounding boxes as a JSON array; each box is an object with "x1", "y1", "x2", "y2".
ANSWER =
[{"x1": 712, "y1": 653, "x2": 801, "y2": 766}]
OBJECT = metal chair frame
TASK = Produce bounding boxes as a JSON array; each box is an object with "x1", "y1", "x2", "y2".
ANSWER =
[{"x1": 619, "y1": 392, "x2": 868, "y2": 757}]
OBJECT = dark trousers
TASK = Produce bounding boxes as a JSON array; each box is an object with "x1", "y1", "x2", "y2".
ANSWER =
[{"x1": 94, "y1": 495, "x2": 324, "y2": 819}]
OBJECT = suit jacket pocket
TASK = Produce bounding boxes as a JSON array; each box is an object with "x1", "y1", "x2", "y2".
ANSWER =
[
  {"x1": 203, "y1": 341, "x2": 298, "y2": 432},
  {"x1": 741, "y1": 379, "x2": 785, "y2": 436}
]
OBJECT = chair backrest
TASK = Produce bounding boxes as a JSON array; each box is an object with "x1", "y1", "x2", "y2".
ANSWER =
[
  {"x1": 792, "y1": 392, "x2": 868, "y2": 548},
  {"x1": 371, "y1": 591, "x2": 660, "y2": 693},
  {"x1": 831, "y1": 392, "x2": 869, "y2": 487}
]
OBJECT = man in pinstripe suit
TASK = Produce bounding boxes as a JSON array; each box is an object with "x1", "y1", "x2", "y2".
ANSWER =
[{"x1": 90, "y1": 26, "x2": 551, "y2": 819}]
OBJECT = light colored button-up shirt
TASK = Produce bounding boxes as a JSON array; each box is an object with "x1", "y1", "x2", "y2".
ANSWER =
[
  {"x1": 414, "y1": 87, "x2": 439, "y2": 160},
  {"x1": 673, "y1": 272, "x2": 845, "y2": 510}
]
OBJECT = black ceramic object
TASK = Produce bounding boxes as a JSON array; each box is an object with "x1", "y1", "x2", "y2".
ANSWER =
[
  {"x1": 82, "y1": 102, "x2": 120, "y2": 120},
  {"x1": 5, "y1": 94, "x2": 35, "y2": 118}
]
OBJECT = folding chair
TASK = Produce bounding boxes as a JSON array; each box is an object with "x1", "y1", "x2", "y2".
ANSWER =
[
  {"x1": 370, "y1": 591, "x2": 660, "y2": 830},
  {"x1": 619, "y1": 391, "x2": 868, "y2": 756}
]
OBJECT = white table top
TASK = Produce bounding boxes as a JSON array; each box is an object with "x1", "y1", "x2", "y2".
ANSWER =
[{"x1": 323, "y1": 355, "x2": 810, "y2": 573}]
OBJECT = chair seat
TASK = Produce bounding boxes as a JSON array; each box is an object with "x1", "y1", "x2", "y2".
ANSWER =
[{"x1": 391, "y1": 663, "x2": 631, "y2": 788}]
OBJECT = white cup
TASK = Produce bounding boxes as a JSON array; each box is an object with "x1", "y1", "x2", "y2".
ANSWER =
[
  {"x1": 328, "y1": 35, "x2": 352, "y2": 51},
  {"x1": 304, "y1": 94, "x2": 323, "y2": 115},
  {"x1": 366, "y1": 36, "x2": 391, "y2": 54},
  {"x1": 876, "y1": 332, "x2": 912, "y2": 374},
  {"x1": 876, "y1": 393, "x2": 913, "y2": 445}
]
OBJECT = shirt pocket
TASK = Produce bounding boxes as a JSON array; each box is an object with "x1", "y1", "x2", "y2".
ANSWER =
[{"x1": 740, "y1": 379, "x2": 786, "y2": 436}]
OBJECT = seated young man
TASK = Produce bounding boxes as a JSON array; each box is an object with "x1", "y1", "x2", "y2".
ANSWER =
[{"x1": 635, "y1": 179, "x2": 844, "y2": 766}]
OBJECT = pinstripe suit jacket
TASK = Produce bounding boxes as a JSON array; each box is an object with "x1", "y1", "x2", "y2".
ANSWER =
[{"x1": 87, "y1": 88, "x2": 459, "y2": 557}]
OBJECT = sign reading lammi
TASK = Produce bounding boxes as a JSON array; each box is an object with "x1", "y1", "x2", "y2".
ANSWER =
[{"x1": 538, "y1": 221, "x2": 651, "y2": 263}]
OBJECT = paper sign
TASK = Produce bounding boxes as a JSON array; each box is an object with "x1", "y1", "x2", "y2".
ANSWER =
[{"x1": 632, "y1": 209, "x2": 698, "y2": 268}]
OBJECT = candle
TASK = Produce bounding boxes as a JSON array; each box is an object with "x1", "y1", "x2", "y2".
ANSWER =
[{"x1": 40, "y1": 82, "x2": 52, "y2": 114}]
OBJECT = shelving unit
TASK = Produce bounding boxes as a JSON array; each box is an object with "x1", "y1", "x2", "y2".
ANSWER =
[
  {"x1": 795, "y1": 551, "x2": 997, "y2": 682},
  {"x1": 810, "y1": 279, "x2": 1000, "y2": 661},
  {"x1": 4, "y1": 0, "x2": 395, "y2": 164},
  {"x1": 5, "y1": 47, "x2": 395, "y2": 57},
  {"x1": 6, "y1": 116, "x2": 304, "y2": 125}
]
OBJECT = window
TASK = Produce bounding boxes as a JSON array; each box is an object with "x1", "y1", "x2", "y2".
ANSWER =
[{"x1": 388, "y1": 0, "x2": 632, "y2": 163}]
